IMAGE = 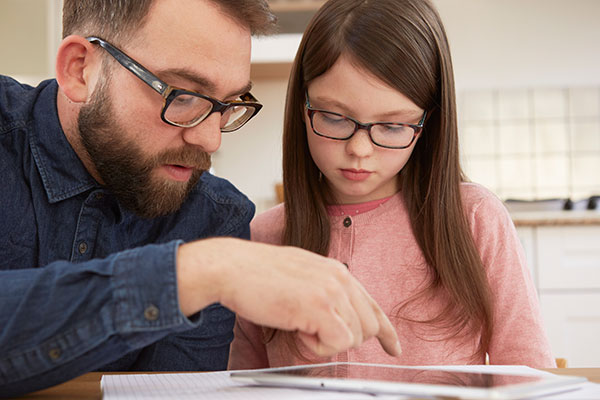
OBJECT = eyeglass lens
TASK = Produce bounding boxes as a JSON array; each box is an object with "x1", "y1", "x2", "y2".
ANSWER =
[
  {"x1": 312, "y1": 111, "x2": 416, "y2": 148},
  {"x1": 164, "y1": 93, "x2": 256, "y2": 130}
]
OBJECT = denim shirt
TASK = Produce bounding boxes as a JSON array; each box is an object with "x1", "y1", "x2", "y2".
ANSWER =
[{"x1": 0, "y1": 76, "x2": 254, "y2": 397}]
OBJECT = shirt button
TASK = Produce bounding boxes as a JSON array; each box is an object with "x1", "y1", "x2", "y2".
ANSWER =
[
  {"x1": 48, "y1": 348, "x2": 61, "y2": 361},
  {"x1": 95, "y1": 192, "x2": 104, "y2": 200},
  {"x1": 343, "y1": 217, "x2": 352, "y2": 227},
  {"x1": 144, "y1": 305, "x2": 160, "y2": 321},
  {"x1": 78, "y1": 241, "x2": 88, "y2": 254}
]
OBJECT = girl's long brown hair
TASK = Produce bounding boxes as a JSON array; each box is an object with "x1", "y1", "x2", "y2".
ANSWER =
[{"x1": 273, "y1": 0, "x2": 493, "y2": 362}]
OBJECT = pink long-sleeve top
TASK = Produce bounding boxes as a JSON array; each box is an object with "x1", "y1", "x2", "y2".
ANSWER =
[{"x1": 228, "y1": 183, "x2": 555, "y2": 369}]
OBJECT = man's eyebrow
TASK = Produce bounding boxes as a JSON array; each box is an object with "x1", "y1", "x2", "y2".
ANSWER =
[{"x1": 157, "y1": 68, "x2": 253, "y2": 98}]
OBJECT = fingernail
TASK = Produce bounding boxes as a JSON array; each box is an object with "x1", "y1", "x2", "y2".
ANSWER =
[{"x1": 395, "y1": 341, "x2": 402, "y2": 355}]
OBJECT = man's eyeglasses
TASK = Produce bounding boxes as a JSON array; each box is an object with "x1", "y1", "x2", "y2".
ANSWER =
[
  {"x1": 305, "y1": 95, "x2": 426, "y2": 149},
  {"x1": 86, "y1": 37, "x2": 262, "y2": 132}
]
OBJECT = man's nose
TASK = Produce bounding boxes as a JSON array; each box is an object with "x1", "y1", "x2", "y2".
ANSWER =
[{"x1": 181, "y1": 113, "x2": 222, "y2": 154}]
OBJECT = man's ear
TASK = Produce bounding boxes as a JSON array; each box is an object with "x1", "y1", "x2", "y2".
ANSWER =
[{"x1": 55, "y1": 35, "x2": 102, "y2": 103}]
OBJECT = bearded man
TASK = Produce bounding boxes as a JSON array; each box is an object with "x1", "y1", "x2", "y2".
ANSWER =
[{"x1": 0, "y1": 0, "x2": 401, "y2": 396}]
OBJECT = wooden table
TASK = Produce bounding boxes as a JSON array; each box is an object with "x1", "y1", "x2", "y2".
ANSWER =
[{"x1": 10, "y1": 368, "x2": 600, "y2": 399}]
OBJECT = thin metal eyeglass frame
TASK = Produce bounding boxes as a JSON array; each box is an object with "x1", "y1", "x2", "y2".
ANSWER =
[
  {"x1": 305, "y1": 96, "x2": 426, "y2": 149},
  {"x1": 86, "y1": 36, "x2": 262, "y2": 132}
]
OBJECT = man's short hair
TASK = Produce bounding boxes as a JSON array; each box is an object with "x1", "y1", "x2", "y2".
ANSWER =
[{"x1": 62, "y1": 0, "x2": 276, "y2": 43}]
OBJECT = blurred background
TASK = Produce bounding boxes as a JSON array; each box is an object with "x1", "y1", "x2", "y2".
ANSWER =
[
  {"x1": 2, "y1": 0, "x2": 600, "y2": 367},
  {"x1": 2, "y1": 0, "x2": 599, "y2": 212}
]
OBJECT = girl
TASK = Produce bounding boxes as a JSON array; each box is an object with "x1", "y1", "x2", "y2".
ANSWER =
[{"x1": 229, "y1": 0, "x2": 555, "y2": 368}]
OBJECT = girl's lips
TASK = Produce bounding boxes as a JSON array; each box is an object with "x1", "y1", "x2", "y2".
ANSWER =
[
  {"x1": 341, "y1": 168, "x2": 372, "y2": 181},
  {"x1": 163, "y1": 164, "x2": 194, "y2": 182}
]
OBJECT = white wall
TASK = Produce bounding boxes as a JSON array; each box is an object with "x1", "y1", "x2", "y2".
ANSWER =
[
  {"x1": 436, "y1": 0, "x2": 600, "y2": 89},
  {"x1": 0, "y1": 0, "x2": 62, "y2": 85},
  {"x1": 212, "y1": 79, "x2": 289, "y2": 212}
]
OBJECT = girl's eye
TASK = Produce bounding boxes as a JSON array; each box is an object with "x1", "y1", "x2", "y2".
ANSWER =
[
  {"x1": 321, "y1": 112, "x2": 346, "y2": 123},
  {"x1": 381, "y1": 124, "x2": 407, "y2": 133}
]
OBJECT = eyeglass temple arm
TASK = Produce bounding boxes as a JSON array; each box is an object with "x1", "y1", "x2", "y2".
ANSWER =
[
  {"x1": 86, "y1": 36, "x2": 169, "y2": 96},
  {"x1": 418, "y1": 110, "x2": 427, "y2": 126}
]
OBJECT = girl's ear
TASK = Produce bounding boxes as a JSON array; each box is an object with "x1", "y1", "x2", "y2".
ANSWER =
[{"x1": 55, "y1": 35, "x2": 102, "y2": 103}]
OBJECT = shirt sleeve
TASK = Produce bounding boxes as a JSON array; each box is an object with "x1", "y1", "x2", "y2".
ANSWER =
[
  {"x1": 228, "y1": 316, "x2": 270, "y2": 370},
  {"x1": 467, "y1": 190, "x2": 556, "y2": 368},
  {"x1": 0, "y1": 240, "x2": 202, "y2": 397}
]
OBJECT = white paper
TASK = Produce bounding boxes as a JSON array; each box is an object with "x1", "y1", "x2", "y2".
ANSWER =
[
  {"x1": 101, "y1": 365, "x2": 600, "y2": 400},
  {"x1": 101, "y1": 370, "x2": 382, "y2": 400}
]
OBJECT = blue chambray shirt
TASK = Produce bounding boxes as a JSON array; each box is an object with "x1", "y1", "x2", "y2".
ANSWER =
[{"x1": 0, "y1": 76, "x2": 254, "y2": 397}]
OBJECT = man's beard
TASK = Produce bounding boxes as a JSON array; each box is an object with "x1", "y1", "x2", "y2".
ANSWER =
[{"x1": 77, "y1": 78, "x2": 211, "y2": 219}]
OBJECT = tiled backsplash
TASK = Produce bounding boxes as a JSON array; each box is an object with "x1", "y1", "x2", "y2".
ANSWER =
[{"x1": 458, "y1": 87, "x2": 600, "y2": 201}]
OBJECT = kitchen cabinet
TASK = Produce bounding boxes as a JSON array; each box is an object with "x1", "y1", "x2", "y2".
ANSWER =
[
  {"x1": 268, "y1": 0, "x2": 326, "y2": 13},
  {"x1": 251, "y1": 34, "x2": 301, "y2": 79},
  {"x1": 537, "y1": 226, "x2": 600, "y2": 289},
  {"x1": 540, "y1": 292, "x2": 600, "y2": 368},
  {"x1": 251, "y1": 1, "x2": 325, "y2": 79},
  {"x1": 516, "y1": 222, "x2": 600, "y2": 367}
]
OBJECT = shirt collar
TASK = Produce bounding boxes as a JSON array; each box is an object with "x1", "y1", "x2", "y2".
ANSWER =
[{"x1": 28, "y1": 79, "x2": 98, "y2": 203}]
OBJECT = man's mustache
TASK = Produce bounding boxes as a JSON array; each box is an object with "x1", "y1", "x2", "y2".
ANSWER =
[{"x1": 155, "y1": 147, "x2": 212, "y2": 171}]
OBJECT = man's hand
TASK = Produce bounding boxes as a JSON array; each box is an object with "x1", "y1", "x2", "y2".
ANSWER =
[{"x1": 176, "y1": 237, "x2": 401, "y2": 357}]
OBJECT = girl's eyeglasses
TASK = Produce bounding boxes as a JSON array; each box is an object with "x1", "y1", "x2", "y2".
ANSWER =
[{"x1": 305, "y1": 95, "x2": 426, "y2": 149}]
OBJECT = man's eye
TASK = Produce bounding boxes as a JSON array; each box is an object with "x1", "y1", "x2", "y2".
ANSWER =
[{"x1": 173, "y1": 95, "x2": 195, "y2": 106}]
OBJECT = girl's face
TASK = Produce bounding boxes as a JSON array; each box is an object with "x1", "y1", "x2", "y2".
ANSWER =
[{"x1": 305, "y1": 56, "x2": 424, "y2": 204}]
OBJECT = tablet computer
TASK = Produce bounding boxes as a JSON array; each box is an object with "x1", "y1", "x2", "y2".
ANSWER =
[{"x1": 230, "y1": 362, "x2": 586, "y2": 400}]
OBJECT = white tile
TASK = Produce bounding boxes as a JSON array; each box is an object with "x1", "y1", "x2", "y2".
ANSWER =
[
  {"x1": 460, "y1": 122, "x2": 496, "y2": 156},
  {"x1": 569, "y1": 87, "x2": 600, "y2": 117},
  {"x1": 499, "y1": 157, "x2": 533, "y2": 188},
  {"x1": 501, "y1": 187, "x2": 536, "y2": 200},
  {"x1": 571, "y1": 121, "x2": 600, "y2": 152},
  {"x1": 498, "y1": 122, "x2": 533, "y2": 156},
  {"x1": 461, "y1": 90, "x2": 495, "y2": 121},
  {"x1": 463, "y1": 157, "x2": 497, "y2": 190},
  {"x1": 498, "y1": 89, "x2": 530, "y2": 120},
  {"x1": 571, "y1": 188, "x2": 599, "y2": 200},
  {"x1": 533, "y1": 88, "x2": 567, "y2": 119},
  {"x1": 534, "y1": 121, "x2": 569, "y2": 153},
  {"x1": 536, "y1": 187, "x2": 569, "y2": 199},
  {"x1": 535, "y1": 155, "x2": 569, "y2": 189},
  {"x1": 572, "y1": 156, "x2": 600, "y2": 187}
]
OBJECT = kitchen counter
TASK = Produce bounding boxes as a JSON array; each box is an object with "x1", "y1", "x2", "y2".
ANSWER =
[{"x1": 510, "y1": 210, "x2": 600, "y2": 226}]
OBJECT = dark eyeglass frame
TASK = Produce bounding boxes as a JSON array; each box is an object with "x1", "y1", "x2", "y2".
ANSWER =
[
  {"x1": 305, "y1": 95, "x2": 426, "y2": 149},
  {"x1": 86, "y1": 36, "x2": 262, "y2": 132}
]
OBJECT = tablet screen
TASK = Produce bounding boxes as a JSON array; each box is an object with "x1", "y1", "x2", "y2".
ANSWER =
[
  {"x1": 260, "y1": 363, "x2": 543, "y2": 388},
  {"x1": 231, "y1": 362, "x2": 587, "y2": 399}
]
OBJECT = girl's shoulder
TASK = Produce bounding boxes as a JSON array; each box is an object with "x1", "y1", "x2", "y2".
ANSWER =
[
  {"x1": 250, "y1": 203, "x2": 285, "y2": 245},
  {"x1": 459, "y1": 182, "x2": 514, "y2": 236},
  {"x1": 460, "y1": 182, "x2": 506, "y2": 216}
]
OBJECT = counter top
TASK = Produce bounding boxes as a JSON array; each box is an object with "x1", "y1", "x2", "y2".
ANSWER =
[{"x1": 510, "y1": 210, "x2": 600, "y2": 226}]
